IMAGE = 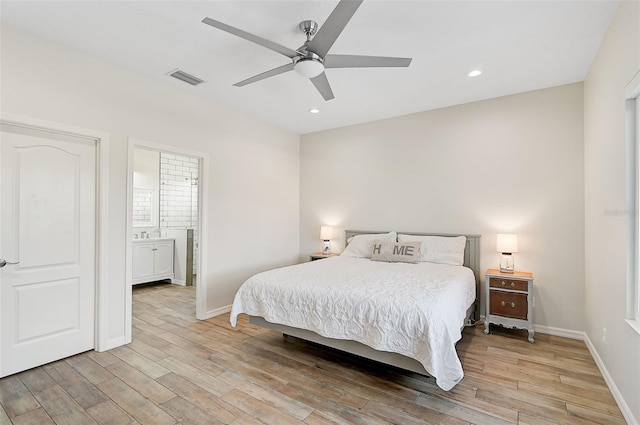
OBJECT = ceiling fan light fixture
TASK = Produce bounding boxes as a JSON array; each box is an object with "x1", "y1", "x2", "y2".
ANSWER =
[
  {"x1": 294, "y1": 57, "x2": 324, "y2": 78},
  {"x1": 203, "y1": 0, "x2": 412, "y2": 101}
]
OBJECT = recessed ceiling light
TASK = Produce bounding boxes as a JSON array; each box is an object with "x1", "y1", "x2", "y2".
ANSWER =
[
  {"x1": 309, "y1": 108, "x2": 320, "y2": 114},
  {"x1": 468, "y1": 70, "x2": 482, "y2": 77}
]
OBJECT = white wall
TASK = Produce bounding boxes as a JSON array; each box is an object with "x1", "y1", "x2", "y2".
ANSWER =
[
  {"x1": 0, "y1": 25, "x2": 300, "y2": 344},
  {"x1": 584, "y1": 1, "x2": 640, "y2": 423},
  {"x1": 301, "y1": 83, "x2": 585, "y2": 332}
]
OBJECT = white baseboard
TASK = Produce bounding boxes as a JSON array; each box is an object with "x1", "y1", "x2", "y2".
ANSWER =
[
  {"x1": 583, "y1": 334, "x2": 638, "y2": 425},
  {"x1": 204, "y1": 304, "x2": 232, "y2": 319},
  {"x1": 532, "y1": 324, "x2": 584, "y2": 340}
]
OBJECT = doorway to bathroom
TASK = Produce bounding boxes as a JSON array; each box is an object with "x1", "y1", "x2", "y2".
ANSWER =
[
  {"x1": 126, "y1": 138, "x2": 209, "y2": 342},
  {"x1": 132, "y1": 148, "x2": 199, "y2": 286}
]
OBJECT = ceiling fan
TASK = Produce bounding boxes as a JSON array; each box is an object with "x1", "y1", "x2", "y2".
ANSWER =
[{"x1": 202, "y1": 0, "x2": 412, "y2": 101}]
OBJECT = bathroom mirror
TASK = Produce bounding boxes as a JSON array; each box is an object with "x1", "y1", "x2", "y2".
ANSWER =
[{"x1": 132, "y1": 187, "x2": 157, "y2": 227}]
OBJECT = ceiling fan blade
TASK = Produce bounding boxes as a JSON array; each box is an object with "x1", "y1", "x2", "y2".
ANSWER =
[
  {"x1": 306, "y1": 0, "x2": 363, "y2": 58},
  {"x1": 310, "y1": 72, "x2": 335, "y2": 101},
  {"x1": 324, "y1": 54, "x2": 412, "y2": 68},
  {"x1": 233, "y1": 63, "x2": 295, "y2": 87},
  {"x1": 202, "y1": 17, "x2": 299, "y2": 59}
]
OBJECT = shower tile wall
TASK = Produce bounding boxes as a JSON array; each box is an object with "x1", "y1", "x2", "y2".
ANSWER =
[{"x1": 160, "y1": 153, "x2": 198, "y2": 278}]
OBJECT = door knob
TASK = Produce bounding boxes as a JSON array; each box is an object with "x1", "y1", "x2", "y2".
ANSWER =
[{"x1": 0, "y1": 259, "x2": 19, "y2": 268}]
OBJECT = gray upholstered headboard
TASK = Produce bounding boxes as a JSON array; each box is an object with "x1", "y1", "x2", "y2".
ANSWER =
[{"x1": 345, "y1": 230, "x2": 481, "y2": 320}]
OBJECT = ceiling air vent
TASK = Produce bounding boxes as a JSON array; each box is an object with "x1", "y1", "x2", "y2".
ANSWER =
[{"x1": 167, "y1": 69, "x2": 205, "y2": 86}]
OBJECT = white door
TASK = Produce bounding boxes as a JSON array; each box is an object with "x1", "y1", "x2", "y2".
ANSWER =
[{"x1": 0, "y1": 127, "x2": 96, "y2": 377}]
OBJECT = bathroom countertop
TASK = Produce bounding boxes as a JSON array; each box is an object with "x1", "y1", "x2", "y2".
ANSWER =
[{"x1": 132, "y1": 237, "x2": 175, "y2": 243}]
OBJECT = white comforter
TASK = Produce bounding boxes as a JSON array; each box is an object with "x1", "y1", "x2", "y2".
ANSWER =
[{"x1": 230, "y1": 256, "x2": 475, "y2": 390}]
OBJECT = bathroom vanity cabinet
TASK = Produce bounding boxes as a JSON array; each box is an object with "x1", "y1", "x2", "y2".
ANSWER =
[{"x1": 132, "y1": 238, "x2": 175, "y2": 285}]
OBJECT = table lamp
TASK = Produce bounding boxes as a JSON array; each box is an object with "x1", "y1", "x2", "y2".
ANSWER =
[
  {"x1": 320, "y1": 226, "x2": 333, "y2": 255},
  {"x1": 496, "y1": 233, "x2": 518, "y2": 273}
]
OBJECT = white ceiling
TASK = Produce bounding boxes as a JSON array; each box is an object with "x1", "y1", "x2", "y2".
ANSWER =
[{"x1": 0, "y1": 1, "x2": 619, "y2": 135}]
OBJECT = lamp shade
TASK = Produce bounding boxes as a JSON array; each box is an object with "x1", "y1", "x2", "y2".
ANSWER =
[
  {"x1": 496, "y1": 234, "x2": 518, "y2": 253},
  {"x1": 320, "y1": 226, "x2": 333, "y2": 240},
  {"x1": 294, "y1": 58, "x2": 324, "y2": 78}
]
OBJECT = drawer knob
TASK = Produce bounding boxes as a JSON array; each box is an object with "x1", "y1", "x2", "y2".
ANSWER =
[
  {"x1": 501, "y1": 301, "x2": 516, "y2": 308},
  {"x1": 501, "y1": 281, "x2": 505, "y2": 287},
  {"x1": 510, "y1": 282, "x2": 515, "y2": 288}
]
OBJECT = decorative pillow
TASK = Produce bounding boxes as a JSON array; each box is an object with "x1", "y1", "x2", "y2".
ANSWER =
[
  {"x1": 370, "y1": 240, "x2": 421, "y2": 263},
  {"x1": 340, "y1": 231, "x2": 397, "y2": 258},
  {"x1": 397, "y1": 234, "x2": 466, "y2": 266}
]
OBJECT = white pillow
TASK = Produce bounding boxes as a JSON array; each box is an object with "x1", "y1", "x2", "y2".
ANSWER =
[
  {"x1": 341, "y1": 231, "x2": 397, "y2": 258},
  {"x1": 397, "y1": 234, "x2": 466, "y2": 266}
]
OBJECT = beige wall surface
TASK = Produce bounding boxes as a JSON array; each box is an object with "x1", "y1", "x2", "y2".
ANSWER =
[
  {"x1": 584, "y1": 1, "x2": 640, "y2": 423},
  {"x1": 0, "y1": 25, "x2": 300, "y2": 343},
  {"x1": 301, "y1": 83, "x2": 585, "y2": 332}
]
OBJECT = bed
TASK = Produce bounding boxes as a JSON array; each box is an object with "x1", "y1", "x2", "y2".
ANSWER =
[{"x1": 230, "y1": 230, "x2": 480, "y2": 390}]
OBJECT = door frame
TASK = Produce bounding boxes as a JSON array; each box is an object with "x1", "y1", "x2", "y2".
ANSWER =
[
  {"x1": 125, "y1": 138, "x2": 209, "y2": 342},
  {"x1": 0, "y1": 113, "x2": 111, "y2": 351}
]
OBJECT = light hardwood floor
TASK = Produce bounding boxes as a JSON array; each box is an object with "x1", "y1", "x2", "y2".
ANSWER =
[{"x1": 0, "y1": 283, "x2": 627, "y2": 425}]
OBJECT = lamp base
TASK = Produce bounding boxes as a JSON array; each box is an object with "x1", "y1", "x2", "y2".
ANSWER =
[
  {"x1": 322, "y1": 240, "x2": 331, "y2": 255},
  {"x1": 499, "y1": 253, "x2": 514, "y2": 273}
]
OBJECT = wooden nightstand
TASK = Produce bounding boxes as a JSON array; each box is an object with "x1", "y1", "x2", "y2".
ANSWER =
[
  {"x1": 309, "y1": 252, "x2": 339, "y2": 261},
  {"x1": 484, "y1": 268, "x2": 534, "y2": 343}
]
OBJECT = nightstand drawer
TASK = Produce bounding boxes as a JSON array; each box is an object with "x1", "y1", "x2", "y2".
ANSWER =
[
  {"x1": 489, "y1": 291, "x2": 528, "y2": 320},
  {"x1": 489, "y1": 277, "x2": 528, "y2": 292}
]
